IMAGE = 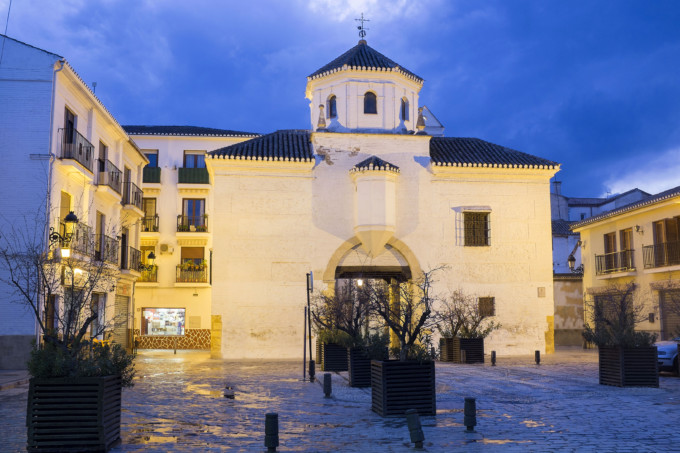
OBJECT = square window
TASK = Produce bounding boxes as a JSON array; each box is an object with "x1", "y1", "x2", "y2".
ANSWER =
[
  {"x1": 464, "y1": 212, "x2": 490, "y2": 246},
  {"x1": 479, "y1": 297, "x2": 495, "y2": 317}
]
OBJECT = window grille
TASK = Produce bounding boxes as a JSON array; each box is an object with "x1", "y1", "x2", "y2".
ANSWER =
[{"x1": 464, "y1": 212, "x2": 490, "y2": 246}]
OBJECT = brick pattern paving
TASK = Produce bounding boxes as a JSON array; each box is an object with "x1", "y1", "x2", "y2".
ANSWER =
[{"x1": 134, "y1": 329, "x2": 210, "y2": 350}]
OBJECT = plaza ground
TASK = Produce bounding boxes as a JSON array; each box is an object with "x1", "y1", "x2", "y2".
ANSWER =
[{"x1": 1, "y1": 348, "x2": 678, "y2": 452}]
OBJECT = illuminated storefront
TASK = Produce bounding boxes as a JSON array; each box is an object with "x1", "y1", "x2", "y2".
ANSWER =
[{"x1": 141, "y1": 308, "x2": 185, "y2": 336}]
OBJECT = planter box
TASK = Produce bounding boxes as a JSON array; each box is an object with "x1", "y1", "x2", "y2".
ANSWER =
[
  {"x1": 598, "y1": 347, "x2": 659, "y2": 387},
  {"x1": 317, "y1": 341, "x2": 348, "y2": 372},
  {"x1": 440, "y1": 337, "x2": 460, "y2": 362},
  {"x1": 460, "y1": 338, "x2": 485, "y2": 364},
  {"x1": 371, "y1": 360, "x2": 436, "y2": 417},
  {"x1": 348, "y1": 348, "x2": 372, "y2": 387},
  {"x1": 27, "y1": 375, "x2": 122, "y2": 452}
]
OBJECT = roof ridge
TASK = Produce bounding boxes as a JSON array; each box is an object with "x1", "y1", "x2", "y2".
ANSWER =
[{"x1": 0, "y1": 34, "x2": 63, "y2": 58}]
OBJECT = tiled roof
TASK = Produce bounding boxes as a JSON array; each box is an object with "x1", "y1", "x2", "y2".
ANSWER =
[
  {"x1": 208, "y1": 130, "x2": 314, "y2": 162},
  {"x1": 552, "y1": 219, "x2": 578, "y2": 236},
  {"x1": 123, "y1": 125, "x2": 259, "y2": 137},
  {"x1": 308, "y1": 40, "x2": 423, "y2": 83},
  {"x1": 571, "y1": 185, "x2": 680, "y2": 230},
  {"x1": 430, "y1": 137, "x2": 559, "y2": 169},
  {"x1": 568, "y1": 189, "x2": 651, "y2": 207},
  {"x1": 350, "y1": 156, "x2": 400, "y2": 174}
]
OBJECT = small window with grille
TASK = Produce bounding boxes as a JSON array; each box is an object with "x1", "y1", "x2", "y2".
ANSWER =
[
  {"x1": 478, "y1": 297, "x2": 495, "y2": 317},
  {"x1": 464, "y1": 212, "x2": 490, "y2": 246}
]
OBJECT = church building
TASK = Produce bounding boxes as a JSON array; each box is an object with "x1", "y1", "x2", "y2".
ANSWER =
[{"x1": 128, "y1": 38, "x2": 560, "y2": 358}]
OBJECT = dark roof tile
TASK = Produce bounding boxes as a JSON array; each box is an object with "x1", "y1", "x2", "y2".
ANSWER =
[
  {"x1": 308, "y1": 40, "x2": 422, "y2": 83},
  {"x1": 430, "y1": 137, "x2": 558, "y2": 168},
  {"x1": 552, "y1": 219, "x2": 578, "y2": 236},
  {"x1": 123, "y1": 125, "x2": 259, "y2": 137},
  {"x1": 208, "y1": 130, "x2": 314, "y2": 162},
  {"x1": 351, "y1": 156, "x2": 400, "y2": 173}
]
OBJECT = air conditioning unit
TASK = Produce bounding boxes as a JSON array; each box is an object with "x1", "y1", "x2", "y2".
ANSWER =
[{"x1": 159, "y1": 243, "x2": 174, "y2": 254}]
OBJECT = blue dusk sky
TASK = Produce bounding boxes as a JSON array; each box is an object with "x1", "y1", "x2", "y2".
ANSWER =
[{"x1": 2, "y1": 0, "x2": 680, "y2": 197}]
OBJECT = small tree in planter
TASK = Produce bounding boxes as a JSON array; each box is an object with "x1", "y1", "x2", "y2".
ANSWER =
[
  {"x1": 583, "y1": 283, "x2": 658, "y2": 387},
  {"x1": 363, "y1": 269, "x2": 441, "y2": 416},
  {"x1": 437, "y1": 289, "x2": 501, "y2": 363},
  {"x1": 0, "y1": 209, "x2": 135, "y2": 451}
]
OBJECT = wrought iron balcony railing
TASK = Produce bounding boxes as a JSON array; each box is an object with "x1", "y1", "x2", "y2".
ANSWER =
[
  {"x1": 94, "y1": 234, "x2": 119, "y2": 264},
  {"x1": 595, "y1": 250, "x2": 635, "y2": 275},
  {"x1": 97, "y1": 159, "x2": 122, "y2": 194},
  {"x1": 121, "y1": 246, "x2": 141, "y2": 272},
  {"x1": 139, "y1": 265, "x2": 158, "y2": 282},
  {"x1": 143, "y1": 166, "x2": 161, "y2": 183},
  {"x1": 176, "y1": 265, "x2": 208, "y2": 283},
  {"x1": 643, "y1": 241, "x2": 680, "y2": 269},
  {"x1": 178, "y1": 167, "x2": 209, "y2": 184},
  {"x1": 141, "y1": 215, "x2": 159, "y2": 232},
  {"x1": 59, "y1": 128, "x2": 94, "y2": 173},
  {"x1": 122, "y1": 181, "x2": 143, "y2": 210},
  {"x1": 177, "y1": 214, "x2": 208, "y2": 232}
]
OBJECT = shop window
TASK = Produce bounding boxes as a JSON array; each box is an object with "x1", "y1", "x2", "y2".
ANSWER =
[
  {"x1": 464, "y1": 212, "x2": 490, "y2": 246},
  {"x1": 142, "y1": 308, "x2": 186, "y2": 336}
]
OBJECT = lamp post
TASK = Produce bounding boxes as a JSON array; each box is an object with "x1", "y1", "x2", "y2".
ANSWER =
[
  {"x1": 567, "y1": 254, "x2": 576, "y2": 272},
  {"x1": 306, "y1": 272, "x2": 315, "y2": 382},
  {"x1": 48, "y1": 211, "x2": 78, "y2": 257}
]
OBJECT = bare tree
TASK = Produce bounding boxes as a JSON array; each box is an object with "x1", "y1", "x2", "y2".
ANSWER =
[
  {"x1": 364, "y1": 268, "x2": 443, "y2": 361},
  {"x1": 0, "y1": 205, "x2": 133, "y2": 383},
  {"x1": 311, "y1": 280, "x2": 371, "y2": 347},
  {"x1": 582, "y1": 282, "x2": 657, "y2": 348},
  {"x1": 437, "y1": 289, "x2": 501, "y2": 339}
]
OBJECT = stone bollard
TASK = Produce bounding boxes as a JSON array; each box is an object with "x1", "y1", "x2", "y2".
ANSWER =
[
  {"x1": 405, "y1": 409, "x2": 425, "y2": 449},
  {"x1": 535, "y1": 350, "x2": 541, "y2": 365},
  {"x1": 309, "y1": 360, "x2": 315, "y2": 382},
  {"x1": 464, "y1": 397, "x2": 477, "y2": 432},
  {"x1": 491, "y1": 350, "x2": 496, "y2": 366},
  {"x1": 264, "y1": 413, "x2": 279, "y2": 452},
  {"x1": 461, "y1": 350, "x2": 467, "y2": 364},
  {"x1": 323, "y1": 373, "x2": 332, "y2": 398}
]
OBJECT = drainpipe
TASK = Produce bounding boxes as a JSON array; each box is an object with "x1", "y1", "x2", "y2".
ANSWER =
[{"x1": 36, "y1": 59, "x2": 66, "y2": 345}]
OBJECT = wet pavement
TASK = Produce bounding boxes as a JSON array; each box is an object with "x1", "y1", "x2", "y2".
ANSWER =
[{"x1": 1, "y1": 348, "x2": 679, "y2": 451}]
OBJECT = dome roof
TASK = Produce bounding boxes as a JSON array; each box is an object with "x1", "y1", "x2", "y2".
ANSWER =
[{"x1": 308, "y1": 40, "x2": 423, "y2": 83}]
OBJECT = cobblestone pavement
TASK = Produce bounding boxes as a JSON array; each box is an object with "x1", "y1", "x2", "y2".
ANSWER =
[{"x1": 1, "y1": 348, "x2": 679, "y2": 452}]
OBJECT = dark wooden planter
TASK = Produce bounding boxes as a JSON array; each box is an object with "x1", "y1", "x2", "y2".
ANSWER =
[
  {"x1": 371, "y1": 360, "x2": 436, "y2": 417},
  {"x1": 598, "y1": 347, "x2": 659, "y2": 387},
  {"x1": 27, "y1": 375, "x2": 122, "y2": 452},
  {"x1": 440, "y1": 337, "x2": 460, "y2": 362},
  {"x1": 348, "y1": 348, "x2": 372, "y2": 387},
  {"x1": 317, "y1": 341, "x2": 348, "y2": 372},
  {"x1": 460, "y1": 337, "x2": 485, "y2": 364}
]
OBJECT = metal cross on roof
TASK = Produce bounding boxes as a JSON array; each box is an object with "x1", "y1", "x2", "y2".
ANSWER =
[{"x1": 356, "y1": 13, "x2": 369, "y2": 39}]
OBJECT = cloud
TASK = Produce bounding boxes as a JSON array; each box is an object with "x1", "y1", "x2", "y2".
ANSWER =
[
  {"x1": 603, "y1": 146, "x2": 680, "y2": 196},
  {"x1": 305, "y1": 0, "x2": 440, "y2": 23}
]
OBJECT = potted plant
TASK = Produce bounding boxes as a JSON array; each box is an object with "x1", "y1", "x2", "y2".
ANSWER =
[
  {"x1": 363, "y1": 269, "x2": 440, "y2": 417},
  {"x1": 0, "y1": 215, "x2": 136, "y2": 451},
  {"x1": 436, "y1": 289, "x2": 501, "y2": 363},
  {"x1": 583, "y1": 283, "x2": 658, "y2": 387}
]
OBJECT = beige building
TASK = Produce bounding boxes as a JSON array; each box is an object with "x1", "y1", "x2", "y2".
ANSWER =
[{"x1": 572, "y1": 185, "x2": 680, "y2": 341}]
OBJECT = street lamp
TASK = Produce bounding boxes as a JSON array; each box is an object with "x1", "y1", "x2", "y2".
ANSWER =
[
  {"x1": 567, "y1": 254, "x2": 576, "y2": 272},
  {"x1": 147, "y1": 251, "x2": 156, "y2": 264},
  {"x1": 49, "y1": 211, "x2": 78, "y2": 257}
]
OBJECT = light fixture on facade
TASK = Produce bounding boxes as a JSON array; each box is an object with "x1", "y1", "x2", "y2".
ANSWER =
[
  {"x1": 49, "y1": 211, "x2": 78, "y2": 257},
  {"x1": 147, "y1": 251, "x2": 156, "y2": 265},
  {"x1": 567, "y1": 254, "x2": 576, "y2": 271},
  {"x1": 357, "y1": 278, "x2": 364, "y2": 287}
]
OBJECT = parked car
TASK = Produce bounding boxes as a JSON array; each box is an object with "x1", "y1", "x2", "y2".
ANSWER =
[{"x1": 655, "y1": 336, "x2": 680, "y2": 374}]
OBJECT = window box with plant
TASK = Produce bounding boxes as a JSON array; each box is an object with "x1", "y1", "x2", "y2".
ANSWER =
[{"x1": 583, "y1": 283, "x2": 658, "y2": 387}]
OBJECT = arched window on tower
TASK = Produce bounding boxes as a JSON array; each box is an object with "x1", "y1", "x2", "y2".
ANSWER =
[
  {"x1": 364, "y1": 92, "x2": 377, "y2": 114},
  {"x1": 400, "y1": 98, "x2": 409, "y2": 121},
  {"x1": 327, "y1": 95, "x2": 337, "y2": 119}
]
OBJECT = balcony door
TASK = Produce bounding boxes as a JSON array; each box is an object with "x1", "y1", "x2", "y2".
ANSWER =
[
  {"x1": 64, "y1": 108, "x2": 75, "y2": 144},
  {"x1": 183, "y1": 151, "x2": 205, "y2": 168},
  {"x1": 183, "y1": 199, "x2": 205, "y2": 228},
  {"x1": 619, "y1": 228, "x2": 633, "y2": 269},
  {"x1": 604, "y1": 232, "x2": 616, "y2": 271},
  {"x1": 120, "y1": 227, "x2": 128, "y2": 269}
]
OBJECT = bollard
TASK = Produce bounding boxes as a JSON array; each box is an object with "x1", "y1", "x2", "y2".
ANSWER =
[
  {"x1": 309, "y1": 360, "x2": 316, "y2": 382},
  {"x1": 323, "y1": 373, "x2": 332, "y2": 398},
  {"x1": 405, "y1": 409, "x2": 425, "y2": 449},
  {"x1": 491, "y1": 350, "x2": 496, "y2": 366},
  {"x1": 460, "y1": 349, "x2": 467, "y2": 364},
  {"x1": 535, "y1": 350, "x2": 541, "y2": 365},
  {"x1": 264, "y1": 413, "x2": 279, "y2": 452},
  {"x1": 464, "y1": 397, "x2": 477, "y2": 432}
]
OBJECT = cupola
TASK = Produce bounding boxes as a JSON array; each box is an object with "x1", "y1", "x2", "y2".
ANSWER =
[{"x1": 306, "y1": 41, "x2": 424, "y2": 134}]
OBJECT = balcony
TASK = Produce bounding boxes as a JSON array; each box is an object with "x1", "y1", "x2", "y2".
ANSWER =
[
  {"x1": 97, "y1": 159, "x2": 122, "y2": 194},
  {"x1": 643, "y1": 241, "x2": 680, "y2": 269},
  {"x1": 59, "y1": 128, "x2": 94, "y2": 173},
  {"x1": 141, "y1": 215, "x2": 159, "y2": 232},
  {"x1": 122, "y1": 181, "x2": 143, "y2": 210},
  {"x1": 178, "y1": 167, "x2": 209, "y2": 184},
  {"x1": 94, "y1": 234, "x2": 119, "y2": 264},
  {"x1": 177, "y1": 214, "x2": 208, "y2": 232},
  {"x1": 53, "y1": 221, "x2": 92, "y2": 257},
  {"x1": 595, "y1": 250, "x2": 635, "y2": 275},
  {"x1": 176, "y1": 264, "x2": 208, "y2": 283},
  {"x1": 121, "y1": 246, "x2": 141, "y2": 272},
  {"x1": 143, "y1": 166, "x2": 161, "y2": 183},
  {"x1": 139, "y1": 265, "x2": 158, "y2": 282}
]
